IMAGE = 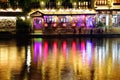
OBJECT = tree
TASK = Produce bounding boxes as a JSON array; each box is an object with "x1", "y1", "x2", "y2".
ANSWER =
[
  {"x1": 18, "y1": 0, "x2": 31, "y2": 13},
  {"x1": 9, "y1": 0, "x2": 18, "y2": 9},
  {"x1": 62, "y1": 0, "x2": 72, "y2": 8}
]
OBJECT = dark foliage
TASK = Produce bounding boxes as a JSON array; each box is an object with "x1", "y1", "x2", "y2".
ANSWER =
[{"x1": 16, "y1": 17, "x2": 31, "y2": 35}]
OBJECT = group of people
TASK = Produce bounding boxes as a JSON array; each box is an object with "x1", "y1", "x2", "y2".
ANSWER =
[{"x1": 72, "y1": 28, "x2": 104, "y2": 34}]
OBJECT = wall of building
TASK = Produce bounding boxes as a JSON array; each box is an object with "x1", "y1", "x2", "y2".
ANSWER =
[{"x1": 0, "y1": 17, "x2": 16, "y2": 32}]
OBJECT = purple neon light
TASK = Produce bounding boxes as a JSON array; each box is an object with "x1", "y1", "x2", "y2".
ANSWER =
[
  {"x1": 86, "y1": 16, "x2": 95, "y2": 28},
  {"x1": 33, "y1": 15, "x2": 96, "y2": 28}
]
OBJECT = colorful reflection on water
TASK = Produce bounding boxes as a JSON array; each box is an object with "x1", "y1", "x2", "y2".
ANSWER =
[{"x1": 1, "y1": 38, "x2": 120, "y2": 80}]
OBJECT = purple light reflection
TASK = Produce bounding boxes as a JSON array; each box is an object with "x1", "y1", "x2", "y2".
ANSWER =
[
  {"x1": 86, "y1": 40, "x2": 93, "y2": 65},
  {"x1": 34, "y1": 41, "x2": 42, "y2": 62}
]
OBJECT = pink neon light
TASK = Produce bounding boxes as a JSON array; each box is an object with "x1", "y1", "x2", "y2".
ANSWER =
[{"x1": 82, "y1": 15, "x2": 85, "y2": 19}]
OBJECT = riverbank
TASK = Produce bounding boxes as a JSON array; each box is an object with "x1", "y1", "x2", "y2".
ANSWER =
[
  {"x1": 1, "y1": 33, "x2": 120, "y2": 39},
  {"x1": 30, "y1": 33, "x2": 120, "y2": 38}
]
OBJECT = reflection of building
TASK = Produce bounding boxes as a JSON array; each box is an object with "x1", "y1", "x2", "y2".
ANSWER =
[
  {"x1": 30, "y1": 38, "x2": 96, "y2": 80},
  {"x1": 0, "y1": 40, "x2": 26, "y2": 80}
]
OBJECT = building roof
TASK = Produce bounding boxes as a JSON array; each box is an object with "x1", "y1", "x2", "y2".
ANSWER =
[
  {"x1": 0, "y1": 8, "x2": 24, "y2": 16},
  {"x1": 29, "y1": 9, "x2": 96, "y2": 17},
  {"x1": 0, "y1": 12, "x2": 25, "y2": 16}
]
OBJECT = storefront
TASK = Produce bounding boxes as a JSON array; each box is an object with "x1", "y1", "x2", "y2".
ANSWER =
[
  {"x1": 30, "y1": 9, "x2": 96, "y2": 34},
  {"x1": 95, "y1": 0, "x2": 120, "y2": 28},
  {"x1": 112, "y1": 11, "x2": 120, "y2": 27},
  {"x1": 0, "y1": 9, "x2": 24, "y2": 33},
  {"x1": 95, "y1": 10, "x2": 112, "y2": 28}
]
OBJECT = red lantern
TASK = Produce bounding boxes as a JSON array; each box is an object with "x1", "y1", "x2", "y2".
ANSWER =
[
  {"x1": 62, "y1": 23, "x2": 66, "y2": 27},
  {"x1": 72, "y1": 23, "x2": 76, "y2": 27},
  {"x1": 44, "y1": 23, "x2": 48, "y2": 27},
  {"x1": 53, "y1": 23, "x2": 57, "y2": 27}
]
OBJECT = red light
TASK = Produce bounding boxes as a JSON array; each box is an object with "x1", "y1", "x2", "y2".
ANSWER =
[
  {"x1": 44, "y1": 23, "x2": 48, "y2": 27},
  {"x1": 62, "y1": 23, "x2": 66, "y2": 27},
  {"x1": 53, "y1": 23, "x2": 57, "y2": 27},
  {"x1": 72, "y1": 23, "x2": 76, "y2": 27},
  {"x1": 81, "y1": 23, "x2": 85, "y2": 27}
]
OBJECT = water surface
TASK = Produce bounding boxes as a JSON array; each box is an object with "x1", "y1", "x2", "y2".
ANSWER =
[{"x1": 0, "y1": 38, "x2": 120, "y2": 80}]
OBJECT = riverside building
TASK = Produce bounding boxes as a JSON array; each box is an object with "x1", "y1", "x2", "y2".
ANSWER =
[{"x1": 0, "y1": 0, "x2": 120, "y2": 34}]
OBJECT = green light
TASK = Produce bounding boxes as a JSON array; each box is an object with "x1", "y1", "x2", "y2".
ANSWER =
[{"x1": 34, "y1": 38, "x2": 42, "y2": 42}]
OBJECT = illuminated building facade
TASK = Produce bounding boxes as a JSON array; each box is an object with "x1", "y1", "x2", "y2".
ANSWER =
[
  {"x1": 0, "y1": 0, "x2": 120, "y2": 34},
  {"x1": 95, "y1": 0, "x2": 120, "y2": 27},
  {"x1": 0, "y1": 8, "x2": 24, "y2": 32},
  {"x1": 28, "y1": 0, "x2": 120, "y2": 34},
  {"x1": 29, "y1": 9, "x2": 96, "y2": 34}
]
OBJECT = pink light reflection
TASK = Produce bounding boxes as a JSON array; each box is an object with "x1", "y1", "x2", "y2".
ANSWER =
[
  {"x1": 53, "y1": 41, "x2": 58, "y2": 58},
  {"x1": 43, "y1": 41, "x2": 48, "y2": 61},
  {"x1": 62, "y1": 41, "x2": 67, "y2": 58},
  {"x1": 71, "y1": 41, "x2": 76, "y2": 54},
  {"x1": 81, "y1": 41, "x2": 86, "y2": 64}
]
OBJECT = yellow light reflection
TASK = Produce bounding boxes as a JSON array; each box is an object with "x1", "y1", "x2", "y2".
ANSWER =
[{"x1": 0, "y1": 41, "x2": 26, "y2": 80}]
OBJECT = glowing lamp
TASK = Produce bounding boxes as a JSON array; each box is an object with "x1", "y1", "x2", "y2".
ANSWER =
[
  {"x1": 81, "y1": 23, "x2": 85, "y2": 27},
  {"x1": 44, "y1": 23, "x2": 48, "y2": 27},
  {"x1": 40, "y1": 1, "x2": 45, "y2": 7},
  {"x1": 53, "y1": 23, "x2": 57, "y2": 27},
  {"x1": 82, "y1": 15, "x2": 85, "y2": 19},
  {"x1": 57, "y1": 2, "x2": 61, "y2": 6},
  {"x1": 72, "y1": 23, "x2": 76, "y2": 27},
  {"x1": 62, "y1": 23, "x2": 66, "y2": 27}
]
